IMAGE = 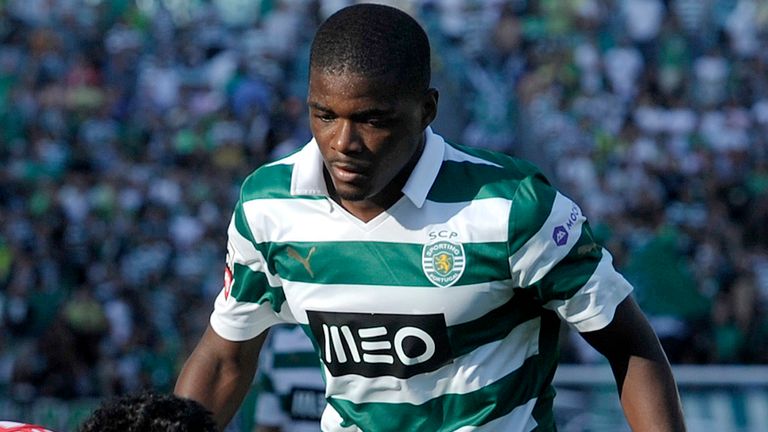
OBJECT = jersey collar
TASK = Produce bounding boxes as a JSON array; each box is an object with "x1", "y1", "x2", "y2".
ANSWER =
[{"x1": 290, "y1": 127, "x2": 445, "y2": 209}]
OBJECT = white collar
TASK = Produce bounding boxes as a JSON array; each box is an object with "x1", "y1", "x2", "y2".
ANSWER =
[{"x1": 290, "y1": 127, "x2": 445, "y2": 208}]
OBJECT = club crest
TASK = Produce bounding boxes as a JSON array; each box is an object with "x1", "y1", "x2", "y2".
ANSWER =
[{"x1": 422, "y1": 237, "x2": 466, "y2": 287}]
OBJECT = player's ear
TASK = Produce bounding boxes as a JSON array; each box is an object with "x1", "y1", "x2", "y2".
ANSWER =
[{"x1": 420, "y1": 88, "x2": 438, "y2": 128}]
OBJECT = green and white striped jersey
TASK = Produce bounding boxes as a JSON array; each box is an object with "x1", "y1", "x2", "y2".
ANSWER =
[
  {"x1": 255, "y1": 324, "x2": 325, "y2": 432},
  {"x1": 211, "y1": 128, "x2": 633, "y2": 432}
]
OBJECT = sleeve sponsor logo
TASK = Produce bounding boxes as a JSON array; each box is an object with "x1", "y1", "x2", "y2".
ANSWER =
[
  {"x1": 306, "y1": 310, "x2": 453, "y2": 379},
  {"x1": 552, "y1": 204, "x2": 581, "y2": 247},
  {"x1": 552, "y1": 226, "x2": 568, "y2": 246}
]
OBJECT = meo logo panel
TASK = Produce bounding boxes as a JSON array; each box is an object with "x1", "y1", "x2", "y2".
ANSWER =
[{"x1": 306, "y1": 310, "x2": 453, "y2": 379}]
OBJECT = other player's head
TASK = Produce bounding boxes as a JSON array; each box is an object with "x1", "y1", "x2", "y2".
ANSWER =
[
  {"x1": 0, "y1": 421, "x2": 56, "y2": 432},
  {"x1": 78, "y1": 391, "x2": 217, "y2": 432}
]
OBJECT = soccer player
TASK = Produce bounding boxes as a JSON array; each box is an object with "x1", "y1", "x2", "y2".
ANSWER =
[
  {"x1": 253, "y1": 324, "x2": 325, "y2": 432},
  {"x1": 175, "y1": 4, "x2": 687, "y2": 431},
  {"x1": 78, "y1": 391, "x2": 217, "y2": 432}
]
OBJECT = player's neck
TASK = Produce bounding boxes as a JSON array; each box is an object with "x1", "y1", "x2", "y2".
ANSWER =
[{"x1": 336, "y1": 198, "x2": 393, "y2": 222}]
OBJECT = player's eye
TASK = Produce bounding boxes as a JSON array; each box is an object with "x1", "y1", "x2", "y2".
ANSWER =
[{"x1": 366, "y1": 117, "x2": 394, "y2": 128}]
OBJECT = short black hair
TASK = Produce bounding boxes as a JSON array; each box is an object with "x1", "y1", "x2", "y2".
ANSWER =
[
  {"x1": 309, "y1": 3, "x2": 431, "y2": 95},
  {"x1": 78, "y1": 391, "x2": 217, "y2": 432}
]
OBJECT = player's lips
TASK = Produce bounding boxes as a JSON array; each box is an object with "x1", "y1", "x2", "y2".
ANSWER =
[{"x1": 330, "y1": 161, "x2": 369, "y2": 182}]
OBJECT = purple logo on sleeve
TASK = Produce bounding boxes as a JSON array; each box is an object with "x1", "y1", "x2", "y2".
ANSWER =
[{"x1": 552, "y1": 225, "x2": 568, "y2": 246}]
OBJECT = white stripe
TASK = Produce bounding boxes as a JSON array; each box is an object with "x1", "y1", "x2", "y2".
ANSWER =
[
  {"x1": 321, "y1": 405, "x2": 362, "y2": 432},
  {"x1": 284, "y1": 280, "x2": 515, "y2": 326},
  {"x1": 228, "y1": 218, "x2": 282, "y2": 287},
  {"x1": 508, "y1": 192, "x2": 584, "y2": 287},
  {"x1": 255, "y1": 393, "x2": 287, "y2": 426},
  {"x1": 543, "y1": 250, "x2": 633, "y2": 332},
  {"x1": 270, "y1": 326, "x2": 315, "y2": 352},
  {"x1": 453, "y1": 397, "x2": 538, "y2": 431},
  {"x1": 242, "y1": 197, "x2": 511, "y2": 244},
  {"x1": 709, "y1": 391, "x2": 737, "y2": 431},
  {"x1": 210, "y1": 296, "x2": 292, "y2": 341},
  {"x1": 268, "y1": 369, "x2": 325, "y2": 394},
  {"x1": 324, "y1": 317, "x2": 540, "y2": 405},
  {"x1": 746, "y1": 390, "x2": 768, "y2": 432},
  {"x1": 681, "y1": 393, "x2": 707, "y2": 431}
]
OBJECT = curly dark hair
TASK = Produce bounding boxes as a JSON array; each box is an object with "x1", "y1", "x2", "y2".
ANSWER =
[{"x1": 78, "y1": 391, "x2": 217, "y2": 432}]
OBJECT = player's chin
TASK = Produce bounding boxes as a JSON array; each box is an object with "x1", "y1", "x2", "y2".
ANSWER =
[
  {"x1": 334, "y1": 185, "x2": 370, "y2": 202},
  {"x1": 329, "y1": 175, "x2": 371, "y2": 200}
]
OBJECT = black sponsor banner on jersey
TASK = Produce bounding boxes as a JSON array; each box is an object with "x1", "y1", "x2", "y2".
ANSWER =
[{"x1": 306, "y1": 310, "x2": 453, "y2": 379}]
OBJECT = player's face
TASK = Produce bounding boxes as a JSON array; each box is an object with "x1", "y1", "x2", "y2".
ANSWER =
[{"x1": 308, "y1": 70, "x2": 437, "y2": 208}]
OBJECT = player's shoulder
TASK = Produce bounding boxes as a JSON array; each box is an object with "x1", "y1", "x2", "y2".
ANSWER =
[
  {"x1": 239, "y1": 145, "x2": 308, "y2": 202},
  {"x1": 443, "y1": 141, "x2": 542, "y2": 180},
  {"x1": 430, "y1": 142, "x2": 547, "y2": 202}
]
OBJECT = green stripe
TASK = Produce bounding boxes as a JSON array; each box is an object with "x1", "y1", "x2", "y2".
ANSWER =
[
  {"x1": 448, "y1": 288, "x2": 542, "y2": 358},
  {"x1": 532, "y1": 223, "x2": 602, "y2": 302},
  {"x1": 429, "y1": 161, "x2": 519, "y2": 202},
  {"x1": 240, "y1": 161, "x2": 326, "y2": 202},
  {"x1": 531, "y1": 386, "x2": 557, "y2": 431},
  {"x1": 241, "y1": 163, "x2": 293, "y2": 200},
  {"x1": 272, "y1": 352, "x2": 322, "y2": 369},
  {"x1": 445, "y1": 142, "x2": 540, "y2": 174},
  {"x1": 233, "y1": 199, "x2": 256, "y2": 244},
  {"x1": 427, "y1": 144, "x2": 541, "y2": 203},
  {"x1": 330, "y1": 353, "x2": 558, "y2": 431},
  {"x1": 268, "y1": 241, "x2": 509, "y2": 286},
  {"x1": 508, "y1": 173, "x2": 557, "y2": 255},
  {"x1": 230, "y1": 263, "x2": 287, "y2": 312},
  {"x1": 257, "y1": 371, "x2": 275, "y2": 393}
]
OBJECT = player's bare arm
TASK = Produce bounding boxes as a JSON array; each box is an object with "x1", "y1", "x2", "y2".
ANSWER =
[
  {"x1": 175, "y1": 325, "x2": 268, "y2": 430},
  {"x1": 581, "y1": 296, "x2": 686, "y2": 431}
]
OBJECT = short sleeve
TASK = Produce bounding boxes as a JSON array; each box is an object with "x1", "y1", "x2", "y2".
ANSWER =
[
  {"x1": 507, "y1": 173, "x2": 632, "y2": 332},
  {"x1": 210, "y1": 200, "x2": 296, "y2": 341}
]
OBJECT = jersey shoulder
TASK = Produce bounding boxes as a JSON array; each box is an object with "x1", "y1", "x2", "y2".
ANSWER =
[
  {"x1": 430, "y1": 142, "x2": 547, "y2": 202},
  {"x1": 446, "y1": 142, "x2": 540, "y2": 175},
  {"x1": 239, "y1": 147, "x2": 306, "y2": 203}
]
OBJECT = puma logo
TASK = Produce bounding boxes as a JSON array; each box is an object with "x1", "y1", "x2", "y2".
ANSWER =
[{"x1": 287, "y1": 246, "x2": 317, "y2": 278}]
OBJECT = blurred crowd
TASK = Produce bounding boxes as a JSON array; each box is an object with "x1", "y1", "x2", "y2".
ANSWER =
[{"x1": 0, "y1": 0, "x2": 767, "y2": 402}]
